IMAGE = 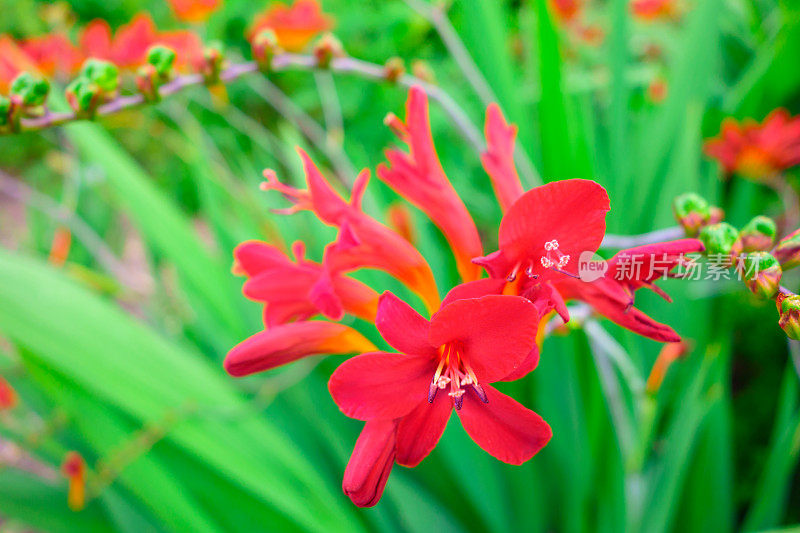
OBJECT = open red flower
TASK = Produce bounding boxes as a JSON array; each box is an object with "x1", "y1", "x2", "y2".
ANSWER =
[
  {"x1": 248, "y1": 0, "x2": 333, "y2": 52},
  {"x1": 262, "y1": 149, "x2": 440, "y2": 313},
  {"x1": 234, "y1": 239, "x2": 378, "y2": 325},
  {"x1": 330, "y1": 291, "x2": 551, "y2": 506},
  {"x1": 474, "y1": 179, "x2": 610, "y2": 285},
  {"x1": 704, "y1": 109, "x2": 800, "y2": 182},
  {"x1": 167, "y1": 0, "x2": 221, "y2": 23},
  {"x1": 225, "y1": 320, "x2": 376, "y2": 377},
  {"x1": 553, "y1": 239, "x2": 704, "y2": 342},
  {"x1": 378, "y1": 86, "x2": 483, "y2": 282}
]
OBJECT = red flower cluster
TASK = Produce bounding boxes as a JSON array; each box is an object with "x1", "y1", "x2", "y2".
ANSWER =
[
  {"x1": 0, "y1": 13, "x2": 204, "y2": 91},
  {"x1": 225, "y1": 86, "x2": 702, "y2": 506},
  {"x1": 248, "y1": 0, "x2": 333, "y2": 52},
  {"x1": 704, "y1": 109, "x2": 800, "y2": 182}
]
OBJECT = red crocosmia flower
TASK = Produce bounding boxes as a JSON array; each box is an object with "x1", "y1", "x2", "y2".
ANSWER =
[
  {"x1": 248, "y1": 0, "x2": 333, "y2": 52},
  {"x1": 474, "y1": 179, "x2": 610, "y2": 284},
  {"x1": 225, "y1": 321, "x2": 376, "y2": 377},
  {"x1": 167, "y1": 0, "x2": 221, "y2": 23},
  {"x1": 0, "y1": 36, "x2": 39, "y2": 92},
  {"x1": 234, "y1": 239, "x2": 379, "y2": 325},
  {"x1": 18, "y1": 34, "x2": 83, "y2": 77},
  {"x1": 0, "y1": 375, "x2": 17, "y2": 410},
  {"x1": 262, "y1": 149, "x2": 441, "y2": 313},
  {"x1": 481, "y1": 103, "x2": 524, "y2": 213},
  {"x1": 704, "y1": 110, "x2": 800, "y2": 182},
  {"x1": 342, "y1": 418, "x2": 396, "y2": 507},
  {"x1": 631, "y1": 0, "x2": 679, "y2": 21},
  {"x1": 330, "y1": 291, "x2": 551, "y2": 506},
  {"x1": 61, "y1": 451, "x2": 86, "y2": 511},
  {"x1": 386, "y1": 203, "x2": 415, "y2": 244},
  {"x1": 79, "y1": 20, "x2": 113, "y2": 60},
  {"x1": 378, "y1": 86, "x2": 483, "y2": 282},
  {"x1": 549, "y1": 0, "x2": 582, "y2": 22},
  {"x1": 553, "y1": 239, "x2": 704, "y2": 342}
]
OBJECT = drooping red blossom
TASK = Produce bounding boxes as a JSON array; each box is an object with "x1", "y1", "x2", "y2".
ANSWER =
[
  {"x1": 0, "y1": 375, "x2": 17, "y2": 410},
  {"x1": 342, "y1": 419, "x2": 396, "y2": 507},
  {"x1": 473, "y1": 179, "x2": 610, "y2": 284},
  {"x1": 225, "y1": 320, "x2": 376, "y2": 377},
  {"x1": 553, "y1": 239, "x2": 704, "y2": 342},
  {"x1": 61, "y1": 452, "x2": 86, "y2": 511},
  {"x1": 378, "y1": 86, "x2": 483, "y2": 282},
  {"x1": 631, "y1": 0, "x2": 679, "y2": 21},
  {"x1": 262, "y1": 149, "x2": 441, "y2": 313},
  {"x1": 233, "y1": 240, "x2": 379, "y2": 325},
  {"x1": 481, "y1": 103, "x2": 524, "y2": 213},
  {"x1": 704, "y1": 109, "x2": 800, "y2": 182},
  {"x1": 329, "y1": 291, "x2": 551, "y2": 506},
  {"x1": 248, "y1": 0, "x2": 333, "y2": 52},
  {"x1": 167, "y1": 0, "x2": 221, "y2": 23},
  {"x1": 81, "y1": 14, "x2": 204, "y2": 70}
]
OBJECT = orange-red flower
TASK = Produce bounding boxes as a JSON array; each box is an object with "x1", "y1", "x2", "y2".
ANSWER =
[
  {"x1": 704, "y1": 109, "x2": 800, "y2": 182},
  {"x1": 61, "y1": 451, "x2": 86, "y2": 511},
  {"x1": 248, "y1": 0, "x2": 333, "y2": 52},
  {"x1": 481, "y1": 103, "x2": 524, "y2": 213},
  {"x1": 549, "y1": 0, "x2": 582, "y2": 22},
  {"x1": 167, "y1": 0, "x2": 221, "y2": 23},
  {"x1": 0, "y1": 375, "x2": 16, "y2": 410},
  {"x1": 631, "y1": 0, "x2": 680, "y2": 21},
  {"x1": 378, "y1": 86, "x2": 483, "y2": 282},
  {"x1": 0, "y1": 36, "x2": 39, "y2": 92},
  {"x1": 18, "y1": 34, "x2": 83, "y2": 78}
]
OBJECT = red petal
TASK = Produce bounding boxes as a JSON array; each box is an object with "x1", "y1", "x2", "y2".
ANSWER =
[
  {"x1": 375, "y1": 292, "x2": 436, "y2": 357},
  {"x1": 396, "y1": 395, "x2": 451, "y2": 467},
  {"x1": 298, "y1": 148, "x2": 350, "y2": 224},
  {"x1": 457, "y1": 385, "x2": 552, "y2": 465},
  {"x1": 521, "y1": 281, "x2": 570, "y2": 323},
  {"x1": 441, "y1": 278, "x2": 506, "y2": 308},
  {"x1": 343, "y1": 419, "x2": 397, "y2": 508},
  {"x1": 329, "y1": 352, "x2": 435, "y2": 420},
  {"x1": 429, "y1": 295, "x2": 540, "y2": 383},
  {"x1": 500, "y1": 346, "x2": 541, "y2": 382},
  {"x1": 607, "y1": 238, "x2": 704, "y2": 286},
  {"x1": 377, "y1": 86, "x2": 483, "y2": 282},
  {"x1": 224, "y1": 322, "x2": 374, "y2": 377},
  {"x1": 79, "y1": 20, "x2": 113, "y2": 60},
  {"x1": 234, "y1": 241, "x2": 293, "y2": 277},
  {"x1": 492, "y1": 179, "x2": 610, "y2": 278},
  {"x1": 481, "y1": 103, "x2": 524, "y2": 213}
]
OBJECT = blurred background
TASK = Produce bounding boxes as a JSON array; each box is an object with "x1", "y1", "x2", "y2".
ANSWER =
[{"x1": 0, "y1": 0, "x2": 798, "y2": 531}]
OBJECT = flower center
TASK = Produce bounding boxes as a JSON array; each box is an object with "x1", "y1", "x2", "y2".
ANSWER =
[
  {"x1": 506, "y1": 238, "x2": 573, "y2": 282},
  {"x1": 427, "y1": 342, "x2": 488, "y2": 410}
]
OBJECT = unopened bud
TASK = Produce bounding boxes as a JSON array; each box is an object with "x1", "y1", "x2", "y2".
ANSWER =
[
  {"x1": 778, "y1": 293, "x2": 800, "y2": 340},
  {"x1": 736, "y1": 215, "x2": 776, "y2": 253},
  {"x1": 146, "y1": 45, "x2": 176, "y2": 79},
  {"x1": 10, "y1": 72, "x2": 50, "y2": 108},
  {"x1": 313, "y1": 33, "x2": 344, "y2": 68},
  {"x1": 740, "y1": 252, "x2": 781, "y2": 299},
  {"x1": 699, "y1": 222, "x2": 739, "y2": 257},
  {"x1": 708, "y1": 206, "x2": 724, "y2": 225},
  {"x1": 201, "y1": 44, "x2": 225, "y2": 85},
  {"x1": 80, "y1": 59, "x2": 119, "y2": 94},
  {"x1": 411, "y1": 60, "x2": 435, "y2": 84},
  {"x1": 384, "y1": 57, "x2": 405, "y2": 83},
  {"x1": 774, "y1": 228, "x2": 800, "y2": 270},
  {"x1": 65, "y1": 77, "x2": 101, "y2": 115},
  {"x1": 252, "y1": 29, "x2": 281, "y2": 71},
  {"x1": 136, "y1": 64, "x2": 161, "y2": 102},
  {"x1": 673, "y1": 193, "x2": 710, "y2": 236}
]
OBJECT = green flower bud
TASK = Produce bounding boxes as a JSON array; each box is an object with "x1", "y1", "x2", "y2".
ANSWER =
[
  {"x1": 66, "y1": 77, "x2": 101, "y2": 114},
  {"x1": 200, "y1": 44, "x2": 225, "y2": 85},
  {"x1": 740, "y1": 252, "x2": 781, "y2": 299},
  {"x1": 778, "y1": 294, "x2": 800, "y2": 340},
  {"x1": 251, "y1": 29, "x2": 281, "y2": 71},
  {"x1": 673, "y1": 193, "x2": 711, "y2": 236},
  {"x1": 774, "y1": 228, "x2": 800, "y2": 270},
  {"x1": 80, "y1": 59, "x2": 119, "y2": 93},
  {"x1": 146, "y1": 45, "x2": 176, "y2": 78},
  {"x1": 10, "y1": 72, "x2": 50, "y2": 108},
  {"x1": 313, "y1": 33, "x2": 344, "y2": 68},
  {"x1": 699, "y1": 222, "x2": 739, "y2": 257},
  {"x1": 0, "y1": 96, "x2": 11, "y2": 128},
  {"x1": 737, "y1": 215, "x2": 776, "y2": 253},
  {"x1": 136, "y1": 64, "x2": 160, "y2": 102},
  {"x1": 384, "y1": 57, "x2": 405, "y2": 83}
]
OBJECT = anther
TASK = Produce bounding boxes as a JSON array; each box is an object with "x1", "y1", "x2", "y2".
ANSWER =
[
  {"x1": 472, "y1": 383, "x2": 489, "y2": 403},
  {"x1": 428, "y1": 381, "x2": 438, "y2": 403}
]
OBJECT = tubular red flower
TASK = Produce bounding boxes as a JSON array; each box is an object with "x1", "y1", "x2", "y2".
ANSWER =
[
  {"x1": 262, "y1": 149, "x2": 441, "y2": 313},
  {"x1": 224, "y1": 321, "x2": 376, "y2": 377},
  {"x1": 704, "y1": 110, "x2": 800, "y2": 182},
  {"x1": 342, "y1": 419, "x2": 397, "y2": 507},
  {"x1": 234, "y1": 240, "x2": 379, "y2": 325},
  {"x1": 481, "y1": 103, "x2": 524, "y2": 213},
  {"x1": 329, "y1": 292, "x2": 550, "y2": 501},
  {"x1": 631, "y1": 0, "x2": 679, "y2": 21},
  {"x1": 167, "y1": 0, "x2": 221, "y2": 23},
  {"x1": 473, "y1": 179, "x2": 610, "y2": 282},
  {"x1": 18, "y1": 34, "x2": 83, "y2": 78},
  {"x1": 61, "y1": 452, "x2": 86, "y2": 511},
  {"x1": 378, "y1": 86, "x2": 483, "y2": 282},
  {"x1": 248, "y1": 0, "x2": 333, "y2": 52},
  {"x1": 0, "y1": 375, "x2": 17, "y2": 410},
  {"x1": 553, "y1": 239, "x2": 704, "y2": 342},
  {"x1": 0, "y1": 36, "x2": 38, "y2": 92}
]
